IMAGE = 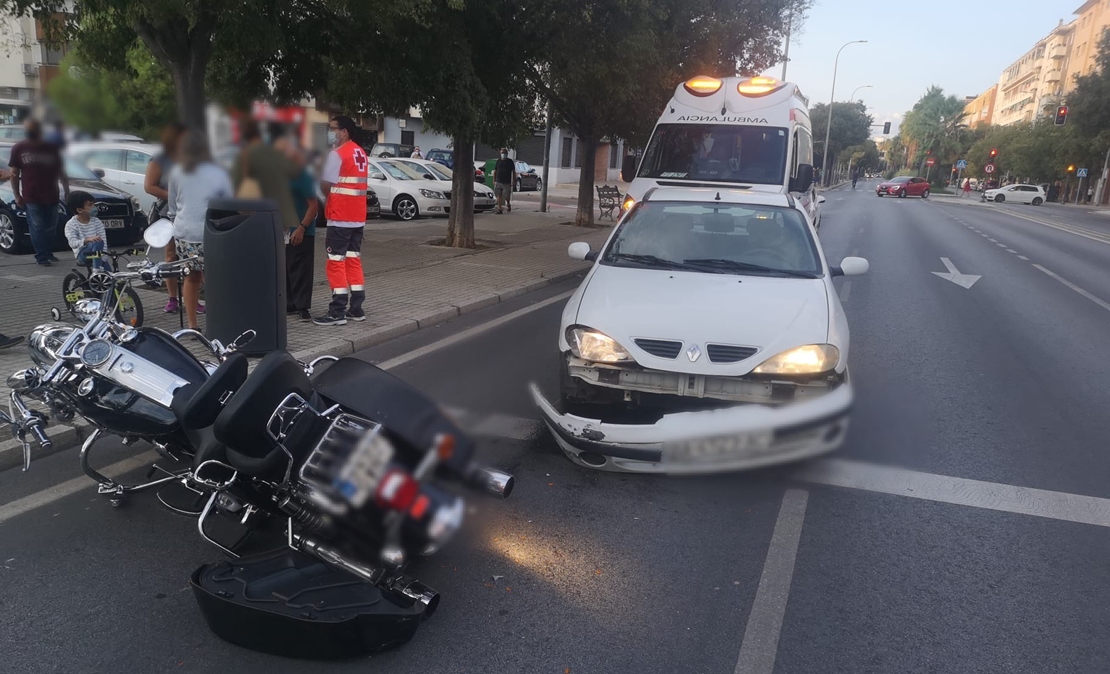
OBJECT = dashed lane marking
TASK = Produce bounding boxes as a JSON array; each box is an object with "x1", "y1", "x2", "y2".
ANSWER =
[{"x1": 1018, "y1": 255, "x2": 1030, "y2": 261}]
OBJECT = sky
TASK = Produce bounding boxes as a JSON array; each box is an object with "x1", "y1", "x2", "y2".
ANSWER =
[{"x1": 761, "y1": 0, "x2": 1082, "y2": 137}]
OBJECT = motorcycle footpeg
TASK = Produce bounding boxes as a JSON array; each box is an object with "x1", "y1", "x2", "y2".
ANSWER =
[
  {"x1": 156, "y1": 481, "x2": 208, "y2": 517},
  {"x1": 190, "y1": 548, "x2": 425, "y2": 659}
]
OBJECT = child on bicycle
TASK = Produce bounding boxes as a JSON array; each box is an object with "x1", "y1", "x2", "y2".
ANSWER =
[{"x1": 64, "y1": 191, "x2": 111, "y2": 272}]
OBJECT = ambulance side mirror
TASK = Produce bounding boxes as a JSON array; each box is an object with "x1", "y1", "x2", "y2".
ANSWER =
[
  {"x1": 791, "y1": 164, "x2": 814, "y2": 193},
  {"x1": 620, "y1": 156, "x2": 638, "y2": 183}
]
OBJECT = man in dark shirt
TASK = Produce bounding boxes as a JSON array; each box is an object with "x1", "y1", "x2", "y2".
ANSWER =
[
  {"x1": 494, "y1": 147, "x2": 517, "y2": 214},
  {"x1": 10, "y1": 118, "x2": 69, "y2": 266}
]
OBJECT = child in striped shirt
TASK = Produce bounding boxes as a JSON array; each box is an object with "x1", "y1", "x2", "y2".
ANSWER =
[{"x1": 64, "y1": 191, "x2": 110, "y2": 271}]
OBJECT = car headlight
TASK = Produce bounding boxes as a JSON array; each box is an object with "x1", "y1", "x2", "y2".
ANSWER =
[
  {"x1": 567, "y1": 327, "x2": 632, "y2": 363},
  {"x1": 130, "y1": 196, "x2": 142, "y2": 213},
  {"x1": 419, "y1": 189, "x2": 446, "y2": 199},
  {"x1": 753, "y1": 344, "x2": 839, "y2": 375}
]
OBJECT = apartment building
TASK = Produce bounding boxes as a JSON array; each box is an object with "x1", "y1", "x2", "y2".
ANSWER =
[
  {"x1": 1067, "y1": 0, "x2": 1110, "y2": 89},
  {"x1": 0, "y1": 12, "x2": 70, "y2": 124},
  {"x1": 993, "y1": 20, "x2": 1075, "y2": 126},
  {"x1": 962, "y1": 85, "x2": 997, "y2": 128}
]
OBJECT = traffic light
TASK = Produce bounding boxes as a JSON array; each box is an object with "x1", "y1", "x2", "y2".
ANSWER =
[
  {"x1": 883, "y1": 122, "x2": 891, "y2": 135},
  {"x1": 1067, "y1": 164, "x2": 1076, "y2": 172},
  {"x1": 1055, "y1": 105, "x2": 1068, "y2": 126}
]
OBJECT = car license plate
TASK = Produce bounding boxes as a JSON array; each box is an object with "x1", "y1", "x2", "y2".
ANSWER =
[
  {"x1": 104, "y1": 219, "x2": 125, "y2": 229},
  {"x1": 368, "y1": 205, "x2": 380, "y2": 214},
  {"x1": 664, "y1": 429, "x2": 774, "y2": 465}
]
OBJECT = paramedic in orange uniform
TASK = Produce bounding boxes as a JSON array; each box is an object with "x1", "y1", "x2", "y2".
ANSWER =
[{"x1": 314, "y1": 115, "x2": 369, "y2": 326}]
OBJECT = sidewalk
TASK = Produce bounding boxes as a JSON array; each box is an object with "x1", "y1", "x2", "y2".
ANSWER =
[{"x1": 0, "y1": 208, "x2": 613, "y2": 468}]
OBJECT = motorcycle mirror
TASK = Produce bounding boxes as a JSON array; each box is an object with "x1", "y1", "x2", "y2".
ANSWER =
[
  {"x1": 231, "y1": 330, "x2": 257, "y2": 351},
  {"x1": 144, "y1": 218, "x2": 174, "y2": 248}
]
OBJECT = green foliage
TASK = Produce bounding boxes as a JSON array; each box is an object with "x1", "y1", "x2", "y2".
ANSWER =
[
  {"x1": 811, "y1": 102, "x2": 872, "y2": 171},
  {"x1": 966, "y1": 122, "x2": 1097, "y2": 183},
  {"x1": 838, "y1": 139, "x2": 880, "y2": 170},
  {"x1": 48, "y1": 41, "x2": 176, "y2": 138}
]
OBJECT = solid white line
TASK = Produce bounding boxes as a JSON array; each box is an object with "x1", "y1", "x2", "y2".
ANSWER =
[
  {"x1": 796, "y1": 458, "x2": 1110, "y2": 528},
  {"x1": 838, "y1": 280, "x2": 852, "y2": 303},
  {"x1": 377, "y1": 290, "x2": 574, "y2": 370},
  {"x1": 0, "y1": 451, "x2": 158, "y2": 526},
  {"x1": 1033, "y1": 265, "x2": 1110, "y2": 313},
  {"x1": 734, "y1": 489, "x2": 809, "y2": 674}
]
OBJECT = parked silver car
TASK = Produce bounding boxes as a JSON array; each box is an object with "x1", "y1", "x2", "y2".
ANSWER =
[{"x1": 68, "y1": 141, "x2": 162, "y2": 214}]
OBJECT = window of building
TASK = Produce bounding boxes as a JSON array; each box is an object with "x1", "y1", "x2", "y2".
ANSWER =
[
  {"x1": 609, "y1": 144, "x2": 619, "y2": 169},
  {"x1": 560, "y1": 137, "x2": 572, "y2": 168},
  {"x1": 573, "y1": 139, "x2": 583, "y2": 168}
]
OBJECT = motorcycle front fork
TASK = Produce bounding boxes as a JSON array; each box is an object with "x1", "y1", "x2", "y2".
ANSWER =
[{"x1": 79, "y1": 428, "x2": 192, "y2": 507}]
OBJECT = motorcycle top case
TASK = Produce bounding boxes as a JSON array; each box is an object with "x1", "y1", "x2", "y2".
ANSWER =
[{"x1": 191, "y1": 548, "x2": 425, "y2": 659}]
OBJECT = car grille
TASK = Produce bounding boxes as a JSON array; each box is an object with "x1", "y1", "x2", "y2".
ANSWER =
[
  {"x1": 706, "y1": 344, "x2": 759, "y2": 363},
  {"x1": 95, "y1": 201, "x2": 130, "y2": 218},
  {"x1": 634, "y1": 339, "x2": 682, "y2": 359}
]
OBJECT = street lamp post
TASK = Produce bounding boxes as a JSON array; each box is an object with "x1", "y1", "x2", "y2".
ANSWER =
[
  {"x1": 849, "y1": 84, "x2": 873, "y2": 103},
  {"x1": 821, "y1": 40, "x2": 867, "y2": 187}
]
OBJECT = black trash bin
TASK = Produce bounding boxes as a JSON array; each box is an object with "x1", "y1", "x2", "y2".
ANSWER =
[{"x1": 204, "y1": 198, "x2": 286, "y2": 356}]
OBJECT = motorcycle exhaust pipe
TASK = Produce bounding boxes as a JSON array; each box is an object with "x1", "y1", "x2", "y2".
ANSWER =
[
  {"x1": 469, "y1": 467, "x2": 514, "y2": 499},
  {"x1": 385, "y1": 575, "x2": 441, "y2": 618}
]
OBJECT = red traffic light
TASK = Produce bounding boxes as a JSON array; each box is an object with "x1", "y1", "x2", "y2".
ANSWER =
[
  {"x1": 989, "y1": 148, "x2": 998, "y2": 158},
  {"x1": 1055, "y1": 105, "x2": 1068, "y2": 126}
]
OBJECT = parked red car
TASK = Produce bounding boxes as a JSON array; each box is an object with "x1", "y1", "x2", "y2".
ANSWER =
[{"x1": 876, "y1": 176, "x2": 930, "y2": 198}]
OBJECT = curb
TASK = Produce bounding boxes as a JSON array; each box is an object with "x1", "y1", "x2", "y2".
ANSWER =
[{"x1": 1, "y1": 267, "x2": 587, "y2": 467}]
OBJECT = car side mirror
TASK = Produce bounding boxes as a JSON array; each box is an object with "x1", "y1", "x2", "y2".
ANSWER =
[
  {"x1": 370, "y1": 172, "x2": 386, "y2": 181},
  {"x1": 620, "y1": 156, "x2": 638, "y2": 183},
  {"x1": 831, "y1": 256, "x2": 869, "y2": 277},
  {"x1": 791, "y1": 163, "x2": 814, "y2": 193},
  {"x1": 93, "y1": 168, "x2": 105, "y2": 178},
  {"x1": 817, "y1": 196, "x2": 827, "y2": 205},
  {"x1": 423, "y1": 173, "x2": 435, "y2": 180},
  {"x1": 568, "y1": 242, "x2": 597, "y2": 262}
]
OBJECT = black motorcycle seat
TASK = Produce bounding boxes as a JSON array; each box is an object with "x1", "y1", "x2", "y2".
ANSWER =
[
  {"x1": 214, "y1": 351, "x2": 313, "y2": 462},
  {"x1": 184, "y1": 424, "x2": 229, "y2": 470},
  {"x1": 172, "y1": 352, "x2": 249, "y2": 431},
  {"x1": 311, "y1": 358, "x2": 474, "y2": 467}
]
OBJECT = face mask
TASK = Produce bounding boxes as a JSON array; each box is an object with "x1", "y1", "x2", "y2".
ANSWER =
[
  {"x1": 500, "y1": 153, "x2": 507, "y2": 159},
  {"x1": 85, "y1": 205, "x2": 98, "y2": 217},
  {"x1": 327, "y1": 131, "x2": 338, "y2": 147}
]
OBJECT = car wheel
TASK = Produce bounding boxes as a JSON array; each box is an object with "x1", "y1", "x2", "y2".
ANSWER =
[
  {"x1": 1032, "y1": 197, "x2": 1043, "y2": 206},
  {"x1": 393, "y1": 195, "x2": 419, "y2": 221},
  {"x1": 995, "y1": 194, "x2": 1005, "y2": 203},
  {"x1": 898, "y1": 190, "x2": 906, "y2": 198},
  {"x1": 535, "y1": 178, "x2": 542, "y2": 192},
  {"x1": 514, "y1": 178, "x2": 522, "y2": 192},
  {"x1": 922, "y1": 189, "x2": 930, "y2": 199},
  {"x1": 876, "y1": 192, "x2": 883, "y2": 197},
  {"x1": 0, "y1": 209, "x2": 25, "y2": 254}
]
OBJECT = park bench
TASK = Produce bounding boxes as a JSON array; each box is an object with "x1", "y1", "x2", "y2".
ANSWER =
[{"x1": 597, "y1": 185, "x2": 623, "y2": 221}]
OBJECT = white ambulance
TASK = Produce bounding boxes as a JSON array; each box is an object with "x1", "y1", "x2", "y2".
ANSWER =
[{"x1": 621, "y1": 76, "x2": 824, "y2": 228}]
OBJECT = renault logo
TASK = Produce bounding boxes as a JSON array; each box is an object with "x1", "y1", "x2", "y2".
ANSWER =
[{"x1": 686, "y1": 344, "x2": 702, "y2": 362}]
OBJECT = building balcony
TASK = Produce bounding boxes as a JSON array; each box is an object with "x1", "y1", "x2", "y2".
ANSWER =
[
  {"x1": 1050, "y1": 45, "x2": 1068, "y2": 59},
  {"x1": 1045, "y1": 69, "x2": 1063, "y2": 83},
  {"x1": 1039, "y1": 94, "x2": 1060, "y2": 110}
]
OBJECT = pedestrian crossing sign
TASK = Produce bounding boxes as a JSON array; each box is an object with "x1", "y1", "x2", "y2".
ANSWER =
[
  {"x1": 1077, "y1": 168, "x2": 1089, "y2": 178},
  {"x1": 956, "y1": 159, "x2": 967, "y2": 169}
]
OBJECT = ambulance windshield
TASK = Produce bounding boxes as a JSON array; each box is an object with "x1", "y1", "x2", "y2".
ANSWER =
[{"x1": 637, "y1": 124, "x2": 789, "y2": 186}]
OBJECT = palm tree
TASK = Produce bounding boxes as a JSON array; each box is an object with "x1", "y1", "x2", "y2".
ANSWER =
[{"x1": 900, "y1": 86, "x2": 968, "y2": 170}]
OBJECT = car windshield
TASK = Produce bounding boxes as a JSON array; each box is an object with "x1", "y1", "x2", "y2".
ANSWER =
[
  {"x1": 637, "y1": 124, "x2": 789, "y2": 186},
  {"x1": 890, "y1": 177, "x2": 910, "y2": 183},
  {"x1": 602, "y1": 201, "x2": 820, "y2": 277},
  {"x1": 376, "y1": 161, "x2": 414, "y2": 180},
  {"x1": 0, "y1": 151, "x2": 98, "y2": 181},
  {"x1": 394, "y1": 160, "x2": 451, "y2": 181}
]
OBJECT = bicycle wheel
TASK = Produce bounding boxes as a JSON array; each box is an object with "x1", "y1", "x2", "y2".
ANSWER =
[
  {"x1": 62, "y1": 271, "x2": 90, "y2": 313},
  {"x1": 114, "y1": 285, "x2": 145, "y2": 327}
]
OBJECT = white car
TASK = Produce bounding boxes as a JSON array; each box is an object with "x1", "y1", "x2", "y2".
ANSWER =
[
  {"x1": 390, "y1": 158, "x2": 496, "y2": 213},
  {"x1": 984, "y1": 184, "x2": 1046, "y2": 205},
  {"x1": 68, "y1": 141, "x2": 163, "y2": 214},
  {"x1": 531, "y1": 187, "x2": 868, "y2": 474},
  {"x1": 370, "y1": 159, "x2": 451, "y2": 221}
]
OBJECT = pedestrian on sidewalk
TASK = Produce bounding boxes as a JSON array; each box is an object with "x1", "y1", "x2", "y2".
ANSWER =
[
  {"x1": 64, "y1": 191, "x2": 111, "y2": 271},
  {"x1": 494, "y1": 148, "x2": 516, "y2": 214},
  {"x1": 8, "y1": 117, "x2": 69, "y2": 266},
  {"x1": 412, "y1": 146, "x2": 423, "y2": 159},
  {"x1": 279, "y1": 134, "x2": 319, "y2": 322},
  {"x1": 314, "y1": 115, "x2": 369, "y2": 327},
  {"x1": 962, "y1": 178, "x2": 971, "y2": 197},
  {"x1": 45, "y1": 120, "x2": 66, "y2": 151},
  {"x1": 146, "y1": 122, "x2": 187, "y2": 313},
  {"x1": 167, "y1": 130, "x2": 232, "y2": 330},
  {"x1": 1087, "y1": 185, "x2": 1094, "y2": 204},
  {"x1": 232, "y1": 120, "x2": 301, "y2": 227}
]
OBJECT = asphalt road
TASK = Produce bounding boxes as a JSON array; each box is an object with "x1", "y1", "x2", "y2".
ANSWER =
[{"x1": 2, "y1": 180, "x2": 1110, "y2": 673}]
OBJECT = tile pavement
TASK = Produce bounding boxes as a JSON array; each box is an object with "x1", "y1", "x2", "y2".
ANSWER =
[{"x1": 0, "y1": 210, "x2": 613, "y2": 467}]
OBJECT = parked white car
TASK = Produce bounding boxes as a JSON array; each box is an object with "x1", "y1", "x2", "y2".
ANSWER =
[
  {"x1": 984, "y1": 184, "x2": 1046, "y2": 205},
  {"x1": 531, "y1": 187, "x2": 868, "y2": 474},
  {"x1": 68, "y1": 141, "x2": 162, "y2": 214},
  {"x1": 391, "y1": 158, "x2": 496, "y2": 213},
  {"x1": 369, "y1": 159, "x2": 451, "y2": 221}
]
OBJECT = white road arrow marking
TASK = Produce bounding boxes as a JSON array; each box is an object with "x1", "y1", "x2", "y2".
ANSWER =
[{"x1": 932, "y1": 257, "x2": 980, "y2": 289}]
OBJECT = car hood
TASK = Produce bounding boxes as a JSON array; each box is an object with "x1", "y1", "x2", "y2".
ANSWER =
[
  {"x1": 573, "y1": 264, "x2": 831, "y2": 375},
  {"x1": 68, "y1": 177, "x2": 130, "y2": 198}
]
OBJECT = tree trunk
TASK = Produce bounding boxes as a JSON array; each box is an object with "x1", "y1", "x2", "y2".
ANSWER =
[
  {"x1": 445, "y1": 135, "x2": 476, "y2": 248},
  {"x1": 132, "y1": 6, "x2": 216, "y2": 130},
  {"x1": 574, "y1": 135, "x2": 598, "y2": 226},
  {"x1": 170, "y1": 57, "x2": 208, "y2": 129}
]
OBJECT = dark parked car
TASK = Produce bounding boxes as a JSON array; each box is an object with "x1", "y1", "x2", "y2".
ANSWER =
[
  {"x1": 428, "y1": 149, "x2": 486, "y2": 181},
  {"x1": 514, "y1": 161, "x2": 542, "y2": 192},
  {"x1": 0, "y1": 142, "x2": 147, "y2": 255}
]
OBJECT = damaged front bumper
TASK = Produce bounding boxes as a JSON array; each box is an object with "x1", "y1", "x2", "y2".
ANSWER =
[{"x1": 529, "y1": 378, "x2": 853, "y2": 474}]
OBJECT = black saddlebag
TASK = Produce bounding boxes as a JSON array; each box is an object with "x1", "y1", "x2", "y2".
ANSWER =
[{"x1": 191, "y1": 548, "x2": 424, "y2": 659}]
